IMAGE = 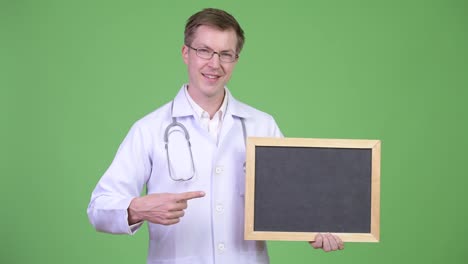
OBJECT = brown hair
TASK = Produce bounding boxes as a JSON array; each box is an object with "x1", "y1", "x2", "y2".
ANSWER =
[{"x1": 184, "y1": 8, "x2": 245, "y2": 54}]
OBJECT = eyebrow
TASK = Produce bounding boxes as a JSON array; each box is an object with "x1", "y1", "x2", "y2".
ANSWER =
[{"x1": 196, "y1": 44, "x2": 235, "y2": 53}]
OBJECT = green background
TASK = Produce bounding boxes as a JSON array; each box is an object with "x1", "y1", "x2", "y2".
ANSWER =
[{"x1": 1, "y1": 0, "x2": 467, "y2": 263}]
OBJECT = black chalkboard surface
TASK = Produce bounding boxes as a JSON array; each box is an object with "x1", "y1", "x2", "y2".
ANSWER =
[{"x1": 244, "y1": 138, "x2": 381, "y2": 242}]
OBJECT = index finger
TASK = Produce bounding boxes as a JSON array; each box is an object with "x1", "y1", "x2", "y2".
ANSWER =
[{"x1": 175, "y1": 191, "x2": 206, "y2": 201}]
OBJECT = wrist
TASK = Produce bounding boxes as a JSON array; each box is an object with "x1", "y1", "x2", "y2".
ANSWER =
[{"x1": 128, "y1": 197, "x2": 143, "y2": 225}]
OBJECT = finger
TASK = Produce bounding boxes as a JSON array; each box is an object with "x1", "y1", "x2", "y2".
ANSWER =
[
  {"x1": 176, "y1": 191, "x2": 206, "y2": 201},
  {"x1": 176, "y1": 200, "x2": 188, "y2": 209},
  {"x1": 322, "y1": 234, "x2": 331, "y2": 252},
  {"x1": 160, "y1": 218, "x2": 181, "y2": 226},
  {"x1": 337, "y1": 236, "x2": 345, "y2": 250},
  {"x1": 166, "y1": 201, "x2": 188, "y2": 212},
  {"x1": 164, "y1": 210, "x2": 185, "y2": 219},
  {"x1": 311, "y1": 233, "x2": 323, "y2": 249},
  {"x1": 327, "y1": 234, "x2": 344, "y2": 250},
  {"x1": 327, "y1": 233, "x2": 339, "y2": 251}
]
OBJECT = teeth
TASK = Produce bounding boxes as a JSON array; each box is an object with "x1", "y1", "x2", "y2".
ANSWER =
[{"x1": 204, "y1": 74, "x2": 218, "y2": 79}]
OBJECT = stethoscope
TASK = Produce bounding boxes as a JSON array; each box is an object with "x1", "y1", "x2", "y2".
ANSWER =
[{"x1": 164, "y1": 100, "x2": 247, "y2": 181}]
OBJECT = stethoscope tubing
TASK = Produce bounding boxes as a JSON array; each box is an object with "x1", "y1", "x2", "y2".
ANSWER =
[{"x1": 164, "y1": 100, "x2": 246, "y2": 181}]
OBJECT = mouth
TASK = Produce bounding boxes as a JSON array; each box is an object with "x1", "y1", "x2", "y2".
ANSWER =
[{"x1": 202, "y1": 73, "x2": 222, "y2": 81}]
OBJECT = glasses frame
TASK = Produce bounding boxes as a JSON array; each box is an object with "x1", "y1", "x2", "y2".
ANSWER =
[{"x1": 186, "y1": 45, "x2": 239, "y2": 63}]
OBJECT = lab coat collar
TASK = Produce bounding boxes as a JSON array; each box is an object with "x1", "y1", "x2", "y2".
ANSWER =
[
  {"x1": 225, "y1": 88, "x2": 251, "y2": 119},
  {"x1": 171, "y1": 85, "x2": 250, "y2": 119}
]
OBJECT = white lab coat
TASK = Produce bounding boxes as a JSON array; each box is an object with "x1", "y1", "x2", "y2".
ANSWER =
[{"x1": 87, "y1": 85, "x2": 283, "y2": 264}]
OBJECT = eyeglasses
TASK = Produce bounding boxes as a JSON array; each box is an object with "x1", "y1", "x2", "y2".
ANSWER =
[{"x1": 187, "y1": 45, "x2": 239, "y2": 63}]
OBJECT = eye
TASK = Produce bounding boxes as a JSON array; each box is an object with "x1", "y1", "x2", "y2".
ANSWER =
[
  {"x1": 197, "y1": 48, "x2": 212, "y2": 56},
  {"x1": 220, "y1": 52, "x2": 235, "y2": 61}
]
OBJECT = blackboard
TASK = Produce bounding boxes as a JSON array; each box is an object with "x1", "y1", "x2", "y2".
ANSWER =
[{"x1": 244, "y1": 137, "x2": 381, "y2": 242}]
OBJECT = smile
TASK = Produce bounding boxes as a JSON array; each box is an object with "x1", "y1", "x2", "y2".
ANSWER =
[{"x1": 202, "y1": 73, "x2": 221, "y2": 80}]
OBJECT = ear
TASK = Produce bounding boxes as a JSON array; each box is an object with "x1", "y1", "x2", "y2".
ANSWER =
[{"x1": 182, "y1": 45, "x2": 189, "y2": 65}]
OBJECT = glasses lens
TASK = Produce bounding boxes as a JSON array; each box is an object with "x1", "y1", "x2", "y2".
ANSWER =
[
  {"x1": 196, "y1": 48, "x2": 212, "y2": 59},
  {"x1": 192, "y1": 46, "x2": 237, "y2": 62},
  {"x1": 220, "y1": 53, "x2": 236, "y2": 62}
]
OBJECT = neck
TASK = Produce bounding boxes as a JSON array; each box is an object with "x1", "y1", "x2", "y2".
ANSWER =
[{"x1": 187, "y1": 86, "x2": 225, "y2": 119}]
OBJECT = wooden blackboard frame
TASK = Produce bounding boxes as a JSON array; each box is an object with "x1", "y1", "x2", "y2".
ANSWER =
[{"x1": 244, "y1": 137, "x2": 381, "y2": 242}]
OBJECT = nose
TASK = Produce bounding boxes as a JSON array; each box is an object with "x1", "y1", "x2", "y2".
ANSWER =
[{"x1": 207, "y1": 52, "x2": 221, "y2": 68}]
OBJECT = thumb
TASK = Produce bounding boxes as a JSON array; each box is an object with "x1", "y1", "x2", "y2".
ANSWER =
[{"x1": 311, "y1": 233, "x2": 323, "y2": 249}]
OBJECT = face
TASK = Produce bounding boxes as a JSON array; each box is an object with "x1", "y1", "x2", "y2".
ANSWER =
[{"x1": 182, "y1": 25, "x2": 238, "y2": 102}]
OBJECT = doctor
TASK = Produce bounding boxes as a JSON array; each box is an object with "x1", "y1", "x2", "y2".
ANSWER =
[{"x1": 87, "y1": 8, "x2": 343, "y2": 264}]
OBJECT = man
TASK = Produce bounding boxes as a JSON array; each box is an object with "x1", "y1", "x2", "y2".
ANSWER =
[{"x1": 87, "y1": 8, "x2": 343, "y2": 264}]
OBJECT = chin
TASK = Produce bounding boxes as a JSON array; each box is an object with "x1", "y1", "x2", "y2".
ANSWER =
[{"x1": 202, "y1": 88, "x2": 224, "y2": 98}]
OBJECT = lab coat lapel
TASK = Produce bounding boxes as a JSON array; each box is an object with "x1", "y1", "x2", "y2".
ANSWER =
[
  {"x1": 218, "y1": 89, "x2": 250, "y2": 147},
  {"x1": 171, "y1": 85, "x2": 194, "y2": 118},
  {"x1": 225, "y1": 88, "x2": 250, "y2": 119},
  {"x1": 219, "y1": 113, "x2": 234, "y2": 147}
]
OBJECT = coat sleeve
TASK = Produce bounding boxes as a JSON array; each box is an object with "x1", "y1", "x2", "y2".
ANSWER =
[
  {"x1": 269, "y1": 116, "x2": 284, "y2": 138},
  {"x1": 87, "y1": 121, "x2": 152, "y2": 234}
]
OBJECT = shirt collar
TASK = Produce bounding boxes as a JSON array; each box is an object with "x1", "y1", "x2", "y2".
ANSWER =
[
  {"x1": 184, "y1": 84, "x2": 228, "y2": 120},
  {"x1": 171, "y1": 84, "x2": 251, "y2": 119}
]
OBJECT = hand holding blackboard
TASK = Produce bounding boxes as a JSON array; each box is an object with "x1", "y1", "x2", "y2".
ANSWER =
[
  {"x1": 244, "y1": 137, "x2": 381, "y2": 243},
  {"x1": 310, "y1": 233, "x2": 345, "y2": 252}
]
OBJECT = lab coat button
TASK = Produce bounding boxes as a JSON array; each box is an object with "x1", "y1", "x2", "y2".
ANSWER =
[
  {"x1": 215, "y1": 166, "x2": 224, "y2": 174},
  {"x1": 216, "y1": 204, "x2": 224, "y2": 213},
  {"x1": 217, "y1": 243, "x2": 226, "y2": 252}
]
